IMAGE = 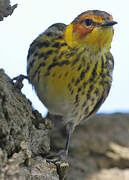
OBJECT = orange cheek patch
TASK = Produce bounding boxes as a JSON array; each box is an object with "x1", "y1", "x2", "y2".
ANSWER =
[{"x1": 73, "y1": 24, "x2": 93, "y2": 38}]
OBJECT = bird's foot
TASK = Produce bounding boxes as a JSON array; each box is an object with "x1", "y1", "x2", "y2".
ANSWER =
[
  {"x1": 46, "y1": 150, "x2": 69, "y2": 164},
  {"x1": 46, "y1": 150, "x2": 69, "y2": 180},
  {"x1": 12, "y1": 74, "x2": 28, "y2": 90}
]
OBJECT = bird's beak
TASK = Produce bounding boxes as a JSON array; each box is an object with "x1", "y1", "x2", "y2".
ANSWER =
[{"x1": 101, "y1": 20, "x2": 118, "y2": 27}]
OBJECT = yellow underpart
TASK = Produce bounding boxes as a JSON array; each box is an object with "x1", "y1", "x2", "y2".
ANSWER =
[
  {"x1": 45, "y1": 53, "x2": 103, "y2": 101},
  {"x1": 48, "y1": 66, "x2": 70, "y2": 98},
  {"x1": 96, "y1": 58, "x2": 102, "y2": 75}
]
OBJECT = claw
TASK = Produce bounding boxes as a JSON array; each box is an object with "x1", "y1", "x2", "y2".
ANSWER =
[
  {"x1": 45, "y1": 150, "x2": 69, "y2": 180},
  {"x1": 12, "y1": 74, "x2": 28, "y2": 90},
  {"x1": 45, "y1": 149, "x2": 68, "y2": 164}
]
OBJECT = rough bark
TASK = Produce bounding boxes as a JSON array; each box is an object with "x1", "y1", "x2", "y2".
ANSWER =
[
  {"x1": 0, "y1": 69, "x2": 59, "y2": 180},
  {"x1": 0, "y1": 0, "x2": 17, "y2": 20}
]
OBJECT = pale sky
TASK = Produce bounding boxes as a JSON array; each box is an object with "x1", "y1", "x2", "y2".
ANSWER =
[{"x1": 0, "y1": 0, "x2": 129, "y2": 116}]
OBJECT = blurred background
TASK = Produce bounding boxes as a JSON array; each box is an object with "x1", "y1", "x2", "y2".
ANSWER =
[{"x1": 0, "y1": 0, "x2": 129, "y2": 116}]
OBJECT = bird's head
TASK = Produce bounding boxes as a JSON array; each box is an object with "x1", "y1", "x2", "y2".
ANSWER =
[{"x1": 65, "y1": 10, "x2": 117, "y2": 53}]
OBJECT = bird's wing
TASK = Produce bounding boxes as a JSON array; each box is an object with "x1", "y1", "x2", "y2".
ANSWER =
[{"x1": 27, "y1": 23, "x2": 66, "y2": 60}]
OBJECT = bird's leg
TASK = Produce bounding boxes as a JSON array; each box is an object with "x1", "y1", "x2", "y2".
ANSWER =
[
  {"x1": 46, "y1": 122, "x2": 74, "y2": 163},
  {"x1": 65, "y1": 129, "x2": 71, "y2": 157},
  {"x1": 46, "y1": 123, "x2": 74, "y2": 180},
  {"x1": 64, "y1": 122, "x2": 74, "y2": 157},
  {"x1": 12, "y1": 74, "x2": 28, "y2": 90},
  {"x1": 56, "y1": 122, "x2": 74, "y2": 162}
]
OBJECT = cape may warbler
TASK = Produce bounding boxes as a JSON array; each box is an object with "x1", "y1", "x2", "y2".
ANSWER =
[{"x1": 27, "y1": 10, "x2": 117, "y2": 158}]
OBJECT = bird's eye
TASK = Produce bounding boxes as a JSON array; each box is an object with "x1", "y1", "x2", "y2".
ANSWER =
[{"x1": 84, "y1": 19, "x2": 93, "y2": 26}]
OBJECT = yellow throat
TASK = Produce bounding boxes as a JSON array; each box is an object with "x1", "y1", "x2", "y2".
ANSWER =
[{"x1": 65, "y1": 23, "x2": 114, "y2": 54}]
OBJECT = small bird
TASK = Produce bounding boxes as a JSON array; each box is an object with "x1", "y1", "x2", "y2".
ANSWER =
[{"x1": 27, "y1": 10, "x2": 117, "y2": 160}]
